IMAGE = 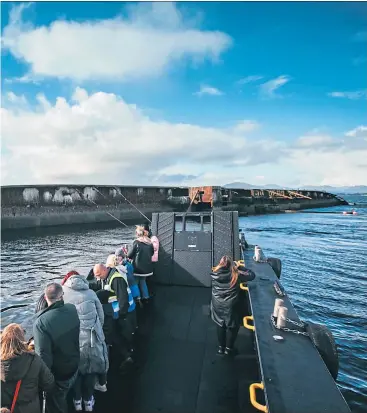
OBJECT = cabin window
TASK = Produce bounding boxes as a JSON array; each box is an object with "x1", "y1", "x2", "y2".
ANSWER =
[
  {"x1": 137, "y1": 188, "x2": 144, "y2": 196},
  {"x1": 185, "y1": 216, "x2": 202, "y2": 232},
  {"x1": 175, "y1": 216, "x2": 184, "y2": 232},
  {"x1": 202, "y1": 215, "x2": 211, "y2": 231}
]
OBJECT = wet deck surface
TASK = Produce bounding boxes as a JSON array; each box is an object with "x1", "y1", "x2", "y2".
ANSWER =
[{"x1": 91, "y1": 286, "x2": 260, "y2": 413}]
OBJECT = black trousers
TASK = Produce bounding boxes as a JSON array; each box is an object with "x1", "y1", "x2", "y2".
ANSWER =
[
  {"x1": 73, "y1": 373, "x2": 96, "y2": 401},
  {"x1": 45, "y1": 371, "x2": 77, "y2": 413},
  {"x1": 114, "y1": 316, "x2": 132, "y2": 361},
  {"x1": 216, "y1": 324, "x2": 240, "y2": 349},
  {"x1": 122, "y1": 310, "x2": 137, "y2": 351}
]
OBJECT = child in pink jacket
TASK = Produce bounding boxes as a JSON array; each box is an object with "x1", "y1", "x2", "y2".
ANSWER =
[{"x1": 143, "y1": 223, "x2": 159, "y2": 296}]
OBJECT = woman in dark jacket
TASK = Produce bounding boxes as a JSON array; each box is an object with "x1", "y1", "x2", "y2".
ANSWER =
[
  {"x1": 211, "y1": 256, "x2": 256, "y2": 356},
  {"x1": 1, "y1": 323, "x2": 54, "y2": 413},
  {"x1": 127, "y1": 225, "x2": 154, "y2": 300}
]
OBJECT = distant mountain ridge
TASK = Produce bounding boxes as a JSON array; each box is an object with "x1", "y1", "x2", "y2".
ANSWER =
[{"x1": 224, "y1": 182, "x2": 367, "y2": 194}]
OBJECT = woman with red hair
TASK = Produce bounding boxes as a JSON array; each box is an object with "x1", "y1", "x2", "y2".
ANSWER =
[
  {"x1": 1, "y1": 323, "x2": 54, "y2": 413},
  {"x1": 211, "y1": 256, "x2": 255, "y2": 356}
]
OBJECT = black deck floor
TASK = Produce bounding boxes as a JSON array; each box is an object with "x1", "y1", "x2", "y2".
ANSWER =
[{"x1": 91, "y1": 286, "x2": 260, "y2": 413}]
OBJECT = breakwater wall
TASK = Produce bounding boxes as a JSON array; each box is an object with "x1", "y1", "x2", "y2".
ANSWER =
[{"x1": 1, "y1": 185, "x2": 346, "y2": 230}]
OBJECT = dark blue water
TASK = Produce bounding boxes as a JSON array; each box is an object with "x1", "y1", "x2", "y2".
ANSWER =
[{"x1": 1, "y1": 195, "x2": 366, "y2": 411}]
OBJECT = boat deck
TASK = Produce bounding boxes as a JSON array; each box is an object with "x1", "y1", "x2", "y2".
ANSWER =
[{"x1": 92, "y1": 286, "x2": 260, "y2": 413}]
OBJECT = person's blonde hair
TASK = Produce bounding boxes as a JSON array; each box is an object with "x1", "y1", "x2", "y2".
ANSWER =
[
  {"x1": 106, "y1": 254, "x2": 117, "y2": 268},
  {"x1": 135, "y1": 225, "x2": 145, "y2": 238},
  {"x1": 1, "y1": 323, "x2": 29, "y2": 361}
]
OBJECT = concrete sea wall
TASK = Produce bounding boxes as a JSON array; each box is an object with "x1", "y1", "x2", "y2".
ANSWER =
[{"x1": 1, "y1": 185, "x2": 346, "y2": 231}]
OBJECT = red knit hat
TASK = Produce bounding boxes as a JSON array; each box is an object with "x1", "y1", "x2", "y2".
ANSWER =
[{"x1": 61, "y1": 270, "x2": 80, "y2": 285}]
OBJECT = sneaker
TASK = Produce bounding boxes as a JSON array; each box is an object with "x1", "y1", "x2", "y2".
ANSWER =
[
  {"x1": 217, "y1": 346, "x2": 225, "y2": 355},
  {"x1": 94, "y1": 383, "x2": 107, "y2": 392},
  {"x1": 84, "y1": 396, "x2": 95, "y2": 412},
  {"x1": 73, "y1": 399, "x2": 82, "y2": 411},
  {"x1": 224, "y1": 347, "x2": 238, "y2": 356}
]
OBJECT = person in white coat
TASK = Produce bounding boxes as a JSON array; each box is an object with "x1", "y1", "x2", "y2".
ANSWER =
[{"x1": 62, "y1": 271, "x2": 109, "y2": 412}]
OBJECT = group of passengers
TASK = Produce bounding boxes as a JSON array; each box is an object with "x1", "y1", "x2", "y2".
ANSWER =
[
  {"x1": 1, "y1": 223, "x2": 159, "y2": 413},
  {"x1": 1, "y1": 221, "x2": 256, "y2": 413}
]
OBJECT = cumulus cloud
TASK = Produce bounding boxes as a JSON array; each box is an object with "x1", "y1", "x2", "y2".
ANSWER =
[
  {"x1": 1, "y1": 88, "x2": 281, "y2": 186},
  {"x1": 259, "y1": 75, "x2": 291, "y2": 98},
  {"x1": 2, "y1": 2, "x2": 232, "y2": 82},
  {"x1": 345, "y1": 126, "x2": 367, "y2": 139},
  {"x1": 194, "y1": 85, "x2": 223, "y2": 97},
  {"x1": 328, "y1": 90, "x2": 367, "y2": 100},
  {"x1": 2, "y1": 88, "x2": 366, "y2": 187}
]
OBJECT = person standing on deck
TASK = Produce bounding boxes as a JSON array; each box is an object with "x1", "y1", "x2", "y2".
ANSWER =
[
  {"x1": 61, "y1": 271, "x2": 109, "y2": 411},
  {"x1": 127, "y1": 226, "x2": 154, "y2": 303},
  {"x1": 143, "y1": 222, "x2": 159, "y2": 297},
  {"x1": 1, "y1": 323, "x2": 54, "y2": 413},
  {"x1": 210, "y1": 256, "x2": 256, "y2": 356},
  {"x1": 33, "y1": 283, "x2": 80, "y2": 413},
  {"x1": 106, "y1": 253, "x2": 137, "y2": 354},
  {"x1": 93, "y1": 263, "x2": 133, "y2": 371}
]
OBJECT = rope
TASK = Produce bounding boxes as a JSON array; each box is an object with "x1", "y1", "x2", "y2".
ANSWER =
[
  {"x1": 111, "y1": 187, "x2": 151, "y2": 223},
  {"x1": 74, "y1": 188, "x2": 128, "y2": 228}
]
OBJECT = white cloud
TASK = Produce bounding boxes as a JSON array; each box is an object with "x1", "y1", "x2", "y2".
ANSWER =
[
  {"x1": 6, "y1": 92, "x2": 27, "y2": 105},
  {"x1": 233, "y1": 120, "x2": 260, "y2": 133},
  {"x1": 1, "y1": 88, "x2": 279, "y2": 186},
  {"x1": 2, "y1": 3, "x2": 232, "y2": 82},
  {"x1": 345, "y1": 125, "x2": 367, "y2": 139},
  {"x1": 2, "y1": 88, "x2": 366, "y2": 187},
  {"x1": 194, "y1": 85, "x2": 223, "y2": 96},
  {"x1": 259, "y1": 75, "x2": 291, "y2": 98},
  {"x1": 328, "y1": 90, "x2": 367, "y2": 100},
  {"x1": 236, "y1": 75, "x2": 263, "y2": 85},
  {"x1": 296, "y1": 134, "x2": 334, "y2": 148}
]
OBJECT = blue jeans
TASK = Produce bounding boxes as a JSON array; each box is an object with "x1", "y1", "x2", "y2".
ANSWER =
[{"x1": 135, "y1": 276, "x2": 149, "y2": 299}]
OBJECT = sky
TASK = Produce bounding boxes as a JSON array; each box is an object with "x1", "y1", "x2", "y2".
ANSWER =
[{"x1": 1, "y1": 1, "x2": 367, "y2": 187}]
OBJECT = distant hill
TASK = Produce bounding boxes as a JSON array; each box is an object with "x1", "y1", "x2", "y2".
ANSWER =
[{"x1": 223, "y1": 182, "x2": 367, "y2": 194}]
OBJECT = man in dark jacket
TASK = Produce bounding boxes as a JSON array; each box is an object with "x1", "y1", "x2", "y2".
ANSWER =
[
  {"x1": 93, "y1": 263, "x2": 132, "y2": 371},
  {"x1": 33, "y1": 282, "x2": 80, "y2": 413}
]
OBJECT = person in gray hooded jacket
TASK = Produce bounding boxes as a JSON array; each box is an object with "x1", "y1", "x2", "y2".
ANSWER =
[{"x1": 62, "y1": 272, "x2": 109, "y2": 412}]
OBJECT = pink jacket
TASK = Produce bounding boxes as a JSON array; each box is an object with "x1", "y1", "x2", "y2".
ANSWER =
[{"x1": 151, "y1": 235, "x2": 159, "y2": 262}]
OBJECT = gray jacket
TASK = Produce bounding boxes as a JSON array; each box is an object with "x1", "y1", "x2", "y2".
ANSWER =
[{"x1": 63, "y1": 275, "x2": 109, "y2": 375}]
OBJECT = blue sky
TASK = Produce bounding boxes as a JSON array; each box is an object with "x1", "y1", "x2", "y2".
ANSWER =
[{"x1": 1, "y1": 2, "x2": 367, "y2": 186}]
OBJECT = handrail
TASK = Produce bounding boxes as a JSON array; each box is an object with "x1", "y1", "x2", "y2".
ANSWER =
[
  {"x1": 249, "y1": 382, "x2": 268, "y2": 412},
  {"x1": 240, "y1": 283, "x2": 249, "y2": 291},
  {"x1": 243, "y1": 316, "x2": 255, "y2": 331}
]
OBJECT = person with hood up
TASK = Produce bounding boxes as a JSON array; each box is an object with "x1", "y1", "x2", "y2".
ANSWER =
[
  {"x1": 62, "y1": 271, "x2": 109, "y2": 411},
  {"x1": 211, "y1": 256, "x2": 256, "y2": 356},
  {"x1": 1, "y1": 323, "x2": 54, "y2": 413},
  {"x1": 127, "y1": 225, "x2": 154, "y2": 301}
]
